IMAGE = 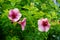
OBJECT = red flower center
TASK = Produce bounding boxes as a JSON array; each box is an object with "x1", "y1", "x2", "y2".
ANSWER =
[
  {"x1": 11, "y1": 11, "x2": 17, "y2": 19},
  {"x1": 42, "y1": 21, "x2": 48, "y2": 27}
]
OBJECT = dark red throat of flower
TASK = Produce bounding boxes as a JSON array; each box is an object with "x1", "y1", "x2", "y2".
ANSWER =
[
  {"x1": 21, "y1": 20, "x2": 26, "y2": 25},
  {"x1": 42, "y1": 21, "x2": 48, "y2": 27},
  {"x1": 11, "y1": 11, "x2": 17, "y2": 19}
]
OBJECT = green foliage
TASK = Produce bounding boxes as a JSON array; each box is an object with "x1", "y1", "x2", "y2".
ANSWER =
[{"x1": 0, "y1": 0, "x2": 60, "y2": 40}]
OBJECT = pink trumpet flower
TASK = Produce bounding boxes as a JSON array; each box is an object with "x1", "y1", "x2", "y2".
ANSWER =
[
  {"x1": 38, "y1": 18, "x2": 50, "y2": 32},
  {"x1": 18, "y1": 18, "x2": 26, "y2": 31},
  {"x1": 8, "y1": 8, "x2": 22, "y2": 22}
]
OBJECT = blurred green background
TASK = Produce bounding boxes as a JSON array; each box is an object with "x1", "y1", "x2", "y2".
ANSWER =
[{"x1": 0, "y1": 0, "x2": 60, "y2": 40}]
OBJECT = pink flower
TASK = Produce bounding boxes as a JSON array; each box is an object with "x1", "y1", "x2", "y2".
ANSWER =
[
  {"x1": 38, "y1": 18, "x2": 50, "y2": 32},
  {"x1": 18, "y1": 18, "x2": 26, "y2": 31},
  {"x1": 8, "y1": 8, "x2": 22, "y2": 22}
]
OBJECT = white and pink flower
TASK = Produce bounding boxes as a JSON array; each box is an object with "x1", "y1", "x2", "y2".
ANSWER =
[
  {"x1": 38, "y1": 18, "x2": 50, "y2": 32},
  {"x1": 18, "y1": 18, "x2": 26, "y2": 31},
  {"x1": 8, "y1": 8, "x2": 22, "y2": 22}
]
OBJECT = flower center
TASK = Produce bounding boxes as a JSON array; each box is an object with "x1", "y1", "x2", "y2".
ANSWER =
[
  {"x1": 11, "y1": 11, "x2": 17, "y2": 19},
  {"x1": 42, "y1": 21, "x2": 48, "y2": 27}
]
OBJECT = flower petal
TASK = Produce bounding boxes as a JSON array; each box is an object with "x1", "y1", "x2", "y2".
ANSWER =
[
  {"x1": 38, "y1": 25, "x2": 45, "y2": 32},
  {"x1": 44, "y1": 24, "x2": 50, "y2": 32},
  {"x1": 8, "y1": 9, "x2": 13, "y2": 20},
  {"x1": 21, "y1": 18, "x2": 26, "y2": 30},
  {"x1": 38, "y1": 19, "x2": 42, "y2": 26},
  {"x1": 13, "y1": 8, "x2": 20, "y2": 13},
  {"x1": 38, "y1": 19, "x2": 45, "y2": 32}
]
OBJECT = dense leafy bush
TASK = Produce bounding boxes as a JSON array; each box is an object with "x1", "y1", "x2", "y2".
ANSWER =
[{"x1": 0, "y1": 0, "x2": 60, "y2": 40}]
